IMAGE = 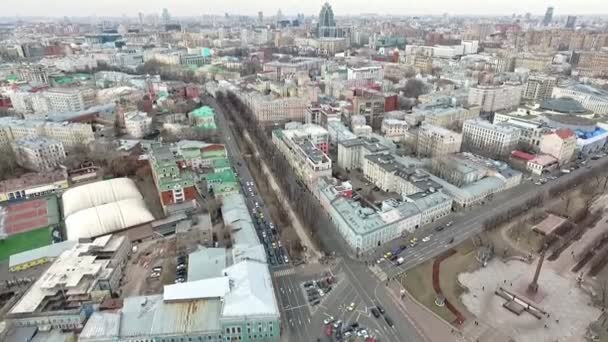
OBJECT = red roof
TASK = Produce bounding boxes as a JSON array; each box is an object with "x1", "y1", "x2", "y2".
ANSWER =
[
  {"x1": 202, "y1": 144, "x2": 225, "y2": 152},
  {"x1": 555, "y1": 128, "x2": 575, "y2": 140},
  {"x1": 511, "y1": 150, "x2": 535, "y2": 161}
]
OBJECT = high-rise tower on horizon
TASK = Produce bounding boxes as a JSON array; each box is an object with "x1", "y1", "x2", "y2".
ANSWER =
[
  {"x1": 543, "y1": 6, "x2": 554, "y2": 26},
  {"x1": 318, "y1": 2, "x2": 337, "y2": 38}
]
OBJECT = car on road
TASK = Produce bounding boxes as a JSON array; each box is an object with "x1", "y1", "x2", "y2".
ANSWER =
[
  {"x1": 384, "y1": 316, "x2": 394, "y2": 327},
  {"x1": 422, "y1": 235, "x2": 431, "y2": 242},
  {"x1": 377, "y1": 305, "x2": 385, "y2": 314},
  {"x1": 371, "y1": 307, "x2": 380, "y2": 318},
  {"x1": 434, "y1": 225, "x2": 444, "y2": 232},
  {"x1": 446, "y1": 221, "x2": 453, "y2": 227},
  {"x1": 383, "y1": 251, "x2": 392, "y2": 259},
  {"x1": 333, "y1": 320, "x2": 342, "y2": 329},
  {"x1": 347, "y1": 302, "x2": 356, "y2": 311},
  {"x1": 376, "y1": 257, "x2": 384, "y2": 264},
  {"x1": 323, "y1": 316, "x2": 334, "y2": 325},
  {"x1": 447, "y1": 237, "x2": 455, "y2": 244},
  {"x1": 409, "y1": 237, "x2": 418, "y2": 247}
]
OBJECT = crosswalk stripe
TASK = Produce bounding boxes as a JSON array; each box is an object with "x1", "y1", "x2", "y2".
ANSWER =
[{"x1": 273, "y1": 268, "x2": 296, "y2": 277}]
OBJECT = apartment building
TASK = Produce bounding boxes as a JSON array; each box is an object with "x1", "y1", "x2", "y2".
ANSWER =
[
  {"x1": 462, "y1": 118, "x2": 521, "y2": 158},
  {"x1": 347, "y1": 66, "x2": 384, "y2": 87},
  {"x1": 272, "y1": 124, "x2": 332, "y2": 189},
  {"x1": 240, "y1": 92, "x2": 307, "y2": 123},
  {"x1": 539, "y1": 128, "x2": 577, "y2": 164},
  {"x1": 523, "y1": 75, "x2": 557, "y2": 102},
  {"x1": 493, "y1": 114, "x2": 548, "y2": 151},
  {"x1": 572, "y1": 51, "x2": 608, "y2": 78},
  {"x1": 124, "y1": 111, "x2": 152, "y2": 138},
  {"x1": 381, "y1": 118, "x2": 408, "y2": 141},
  {"x1": 337, "y1": 136, "x2": 391, "y2": 171},
  {"x1": 514, "y1": 53, "x2": 553, "y2": 71},
  {"x1": 0, "y1": 117, "x2": 94, "y2": 148},
  {"x1": 468, "y1": 83, "x2": 523, "y2": 113},
  {"x1": 418, "y1": 105, "x2": 481, "y2": 129},
  {"x1": 44, "y1": 87, "x2": 97, "y2": 112},
  {"x1": 417, "y1": 123, "x2": 462, "y2": 158},
  {"x1": 11, "y1": 136, "x2": 66, "y2": 172}
]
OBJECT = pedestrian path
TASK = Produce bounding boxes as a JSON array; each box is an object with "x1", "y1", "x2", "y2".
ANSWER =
[
  {"x1": 273, "y1": 268, "x2": 296, "y2": 277},
  {"x1": 369, "y1": 265, "x2": 387, "y2": 281}
]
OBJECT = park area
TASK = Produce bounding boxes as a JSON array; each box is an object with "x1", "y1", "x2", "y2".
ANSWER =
[
  {"x1": 403, "y1": 175, "x2": 608, "y2": 342},
  {"x1": 0, "y1": 227, "x2": 52, "y2": 261}
]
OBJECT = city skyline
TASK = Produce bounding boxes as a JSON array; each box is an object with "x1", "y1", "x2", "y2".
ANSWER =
[{"x1": 2, "y1": 0, "x2": 608, "y2": 18}]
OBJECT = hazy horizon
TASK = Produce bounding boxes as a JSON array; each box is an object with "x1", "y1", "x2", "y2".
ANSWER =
[{"x1": 2, "y1": 0, "x2": 608, "y2": 18}]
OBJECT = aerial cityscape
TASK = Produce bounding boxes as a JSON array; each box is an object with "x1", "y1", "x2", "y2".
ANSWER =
[{"x1": 1, "y1": 2, "x2": 608, "y2": 342}]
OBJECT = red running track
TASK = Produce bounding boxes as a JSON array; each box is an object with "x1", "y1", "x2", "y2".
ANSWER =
[{"x1": 432, "y1": 249, "x2": 466, "y2": 325}]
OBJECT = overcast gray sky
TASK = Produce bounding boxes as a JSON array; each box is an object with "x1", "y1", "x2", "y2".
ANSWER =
[{"x1": 3, "y1": 0, "x2": 607, "y2": 17}]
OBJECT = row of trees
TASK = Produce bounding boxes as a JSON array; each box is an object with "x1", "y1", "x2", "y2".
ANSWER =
[
  {"x1": 483, "y1": 193, "x2": 545, "y2": 231},
  {"x1": 214, "y1": 91, "x2": 338, "y2": 255}
]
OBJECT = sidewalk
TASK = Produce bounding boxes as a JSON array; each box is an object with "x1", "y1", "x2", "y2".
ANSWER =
[
  {"x1": 243, "y1": 131, "x2": 323, "y2": 262},
  {"x1": 387, "y1": 281, "x2": 468, "y2": 342}
]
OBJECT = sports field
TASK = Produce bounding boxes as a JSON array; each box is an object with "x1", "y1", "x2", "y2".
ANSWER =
[{"x1": 0, "y1": 226, "x2": 51, "y2": 261}]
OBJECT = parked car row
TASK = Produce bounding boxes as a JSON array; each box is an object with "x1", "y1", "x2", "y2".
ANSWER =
[
  {"x1": 303, "y1": 276, "x2": 335, "y2": 306},
  {"x1": 241, "y1": 180, "x2": 290, "y2": 267},
  {"x1": 175, "y1": 255, "x2": 187, "y2": 283}
]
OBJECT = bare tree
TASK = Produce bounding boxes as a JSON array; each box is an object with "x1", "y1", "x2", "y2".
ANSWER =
[{"x1": 0, "y1": 145, "x2": 19, "y2": 181}]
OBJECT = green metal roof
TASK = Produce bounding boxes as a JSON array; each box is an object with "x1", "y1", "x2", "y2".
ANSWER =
[
  {"x1": 212, "y1": 158, "x2": 231, "y2": 170},
  {"x1": 190, "y1": 106, "x2": 215, "y2": 118},
  {"x1": 206, "y1": 170, "x2": 237, "y2": 184}
]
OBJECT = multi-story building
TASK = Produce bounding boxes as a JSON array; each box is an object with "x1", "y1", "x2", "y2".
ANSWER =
[
  {"x1": 468, "y1": 83, "x2": 523, "y2": 113},
  {"x1": 351, "y1": 90, "x2": 386, "y2": 128},
  {"x1": 305, "y1": 104, "x2": 342, "y2": 128},
  {"x1": 493, "y1": 114, "x2": 548, "y2": 151},
  {"x1": 514, "y1": 53, "x2": 553, "y2": 71},
  {"x1": 0, "y1": 169, "x2": 68, "y2": 202},
  {"x1": 523, "y1": 75, "x2": 557, "y2": 102},
  {"x1": 347, "y1": 66, "x2": 384, "y2": 87},
  {"x1": 11, "y1": 136, "x2": 66, "y2": 172},
  {"x1": 381, "y1": 118, "x2": 408, "y2": 142},
  {"x1": 189, "y1": 106, "x2": 217, "y2": 130},
  {"x1": 317, "y1": 177, "x2": 421, "y2": 252},
  {"x1": 539, "y1": 128, "x2": 577, "y2": 164},
  {"x1": 552, "y1": 83, "x2": 608, "y2": 115},
  {"x1": 124, "y1": 111, "x2": 152, "y2": 138},
  {"x1": 337, "y1": 136, "x2": 391, "y2": 171},
  {"x1": 0, "y1": 117, "x2": 94, "y2": 148},
  {"x1": 44, "y1": 87, "x2": 96, "y2": 113},
  {"x1": 272, "y1": 124, "x2": 332, "y2": 189},
  {"x1": 572, "y1": 51, "x2": 608, "y2": 78},
  {"x1": 417, "y1": 105, "x2": 481, "y2": 129},
  {"x1": 327, "y1": 120, "x2": 357, "y2": 144},
  {"x1": 462, "y1": 118, "x2": 521, "y2": 158},
  {"x1": 239, "y1": 92, "x2": 307, "y2": 123},
  {"x1": 5, "y1": 235, "x2": 130, "y2": 331},
  {"x1": 417, "y1": 123, "x2": 462, "y2": 158},
  {"x1": 17, "y1": 64, "x2": 50, "y2": 85},
  {"x1": 263, "y1": 57, "x2": 325, "y2": 80},
  {"x1": 426, "y1": 153, "x2": 522, "y2": 209},
  {"x1": 149, "y1": 145, "x2": 198, "y2": 212}
]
